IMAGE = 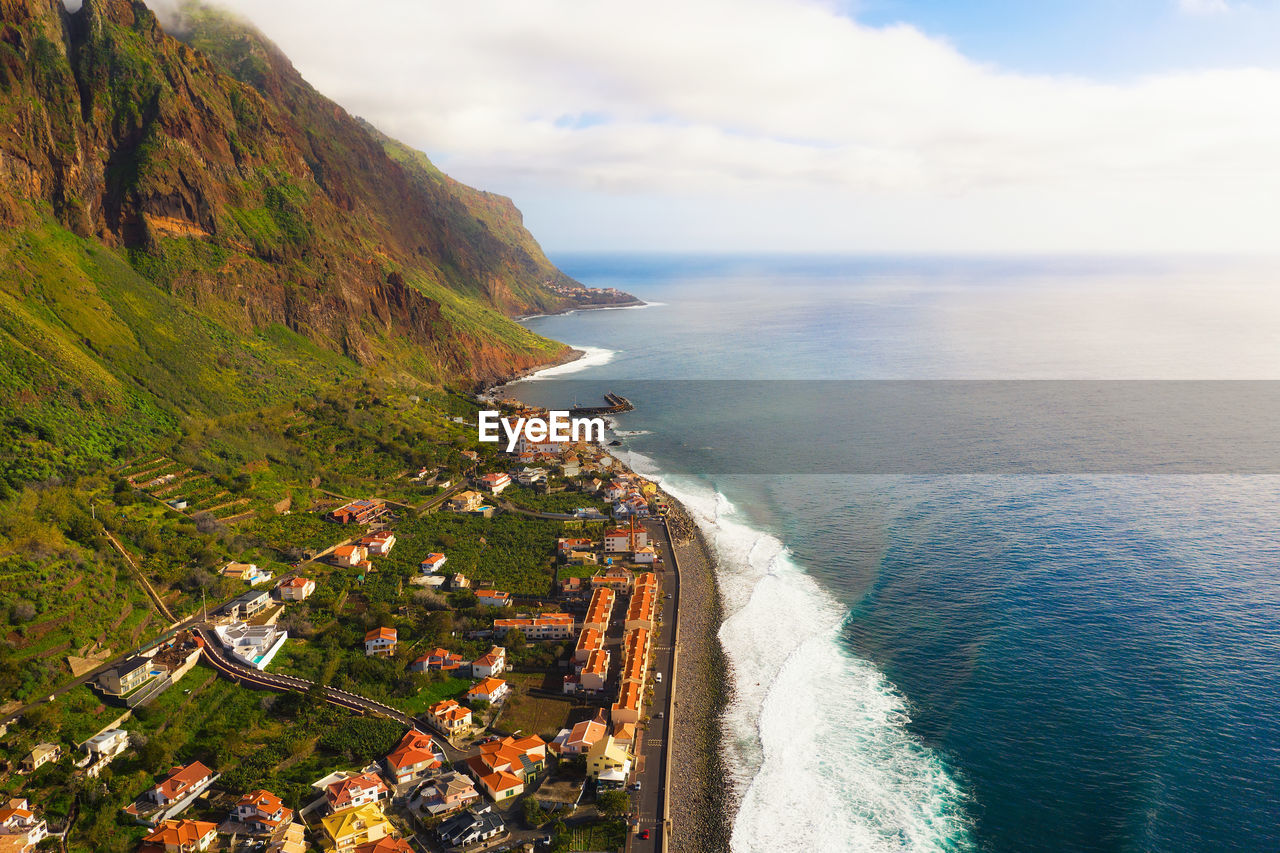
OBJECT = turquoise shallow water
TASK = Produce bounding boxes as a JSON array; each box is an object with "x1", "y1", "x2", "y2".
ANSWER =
[{"x1": 513, "y1": 255, "x2": 1280, "y2": 853}]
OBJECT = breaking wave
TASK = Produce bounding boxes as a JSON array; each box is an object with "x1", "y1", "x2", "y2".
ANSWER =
[{"x1": 620, "y1": 450, "x2": 975, "y2": 853}]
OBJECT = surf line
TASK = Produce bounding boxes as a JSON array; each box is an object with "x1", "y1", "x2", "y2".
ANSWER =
[{"x1": 478, "y1": 410, "x2": 606, "y2": 453}]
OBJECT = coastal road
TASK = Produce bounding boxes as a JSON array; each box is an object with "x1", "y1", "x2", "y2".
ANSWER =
[{"x1": 629, "y1": 517, "x2": 680, "y2": 853}]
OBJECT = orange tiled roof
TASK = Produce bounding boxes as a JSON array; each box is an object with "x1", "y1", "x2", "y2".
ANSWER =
[
  {"x1": 143, "y1": 819, "x2": 216, "y2": 846},
  {"x1": 155, "y1": 762, "x2": 212, "y2": 800},
  {"x1": 385, "y1": 729, "x2": 440, "y2": 771},
  {"x1": 365, "y1": 627, "x2": 396, "y2": 642}
]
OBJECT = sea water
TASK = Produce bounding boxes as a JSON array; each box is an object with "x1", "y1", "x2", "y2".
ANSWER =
[{"x1": 510, "y1": 255, "x2": 1280, "y2": 853}]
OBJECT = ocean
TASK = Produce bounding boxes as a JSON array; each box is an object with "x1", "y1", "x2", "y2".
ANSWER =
[{"x1": 508, "y1": 255, "x2": 1280, "y2": 853}]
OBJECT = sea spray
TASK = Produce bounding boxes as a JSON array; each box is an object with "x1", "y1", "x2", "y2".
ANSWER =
[{"x1": 620, "y1": 449, "x2": 974, "y2": 852}]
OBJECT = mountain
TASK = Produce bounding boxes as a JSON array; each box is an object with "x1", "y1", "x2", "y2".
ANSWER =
[{"x1": 0, "y1": 0, "x2": 632, "y2": 485}]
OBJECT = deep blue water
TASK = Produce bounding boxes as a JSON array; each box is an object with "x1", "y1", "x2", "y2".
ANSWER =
[{"x1": 512, "y1": 255, "x2": 1280, "y2": 853}]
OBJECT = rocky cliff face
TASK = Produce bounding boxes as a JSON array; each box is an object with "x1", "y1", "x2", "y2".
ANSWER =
[{"x1": 0, "y1": 0, "x2": 603, "y2": 380}]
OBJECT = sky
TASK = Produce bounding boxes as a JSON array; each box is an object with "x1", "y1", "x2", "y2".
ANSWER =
[{"x1": 146, "y1": 0, "x2": 1280, "y2": 253}]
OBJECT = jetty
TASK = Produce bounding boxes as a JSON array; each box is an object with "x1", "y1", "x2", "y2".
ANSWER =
[{"x1": 569, "y1": 392, "x2": 633, "y2": 417}]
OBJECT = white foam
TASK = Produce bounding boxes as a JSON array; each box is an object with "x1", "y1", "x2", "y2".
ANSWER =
[
  {"x1": 619, "y1": 450, "x2": 974, "y2": 853},
  {"x1": 518, "y1": 345, "x2": 617, "y2": 381},
  {"x1": 611, "y1": 429, "x2": 653, "y2": 437}
]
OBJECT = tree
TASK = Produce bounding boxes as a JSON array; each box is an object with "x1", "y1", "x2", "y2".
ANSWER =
[
  {"x1": 597, "y1": 790, "x2": 631, "y2": 818},
  {"x1": 504, "y1": 628, "x2": 527, "y2": 652},
  {"x1": 522, "y1": 796, "x2": 549, "y2": 828}
]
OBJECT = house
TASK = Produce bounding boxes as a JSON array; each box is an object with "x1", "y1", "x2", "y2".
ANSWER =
[
  {"x1": 577, "y1": 649, "x2": 610, "y2": 693},
  {"x1": 611, "y1": 681, "x2": 642, "y2": 725},
  {"x1": 327, "y1": 499, "x2": 385, "y2": 525},
  {"x1": 447, "y1": 491, "x2": 485, "y2": 513},
  {"x1": 633, "y1": 545, "x2": 658, "y2": 564},
  {"x1": 324, "y1": 772, "x2": 390, "y2": 814},
  {"x1": 19, "y1": 744, "x2": 60, "y2": 773},
  {"x1": 477, "y1": 472, "x2": 511, "y2": 494},
  {"x1": 590, "y1": 566, "x2": 633, "y2": 591},
  {"x1": 410, "y1": 647, "x2": 464, "y2": 673},
  {"x1": 0, "y1": 798, "x2": 48, "y2": 852},
  {"x1": 574, "y1": 627, "x2": 604, "y2": 664},
  {"x1": 626, "y1": 585, "x2": 657, "y2": 632},
  {"x1": 84, "y1": 729, "x2": 129, "y2": 760},
  {"x1": 353, "y1": 840, "x2": 412, "y2": 853},
  {"x1": 359, "y1": 531, "x2": 396, "y2": 556},
  {"x1": 565, "y1": 549, "x2": 598, "y2": 566},
  {"x1": 331, "y1": 544, "x2": 369, "y2": 568},
  {"x1": 383, "y1": 729, "x2": 444, "y2": 786},
  {"x1": 214, "y1": 621, "x2": 289, "y2": 670},
  {"x1": 515, "y1": 466, "x2": 547, "y2": 486},
  {"x1": 269, "y1": 823, "x2": 307, "y2": 853},
  {"x1": 419, "y1": 553, "x2": 447, "y2": 573},
  {"x1": 611, "y1": 722, "x2": 637, "y2": 751},
  {"x1": 428, "y1": 699, "x2": 473, "y2": 735},
  {"x1": 460, "y1": 450, "x2": 479, "y2": 463},
  {"x1": 554, "y1": 711, "x2": 608, "y2": 756},
  {"x1": 435, "y1": 806, "x2": 505, "y2": 849},
  {"x1": 97, "y1": 656, "x2": 159, "y2": 697},
  {"x1": 466, "y1": 677, "x2": 509, "y2": 705},
  {"x1": 318, "y1": 802, "x2": 393, "y2": 852},
  {"x1": 222, "y1": 562, "x2": 271, "y2": 585},
  {"x1": 604, "y1": 527, "x2": 647, "y2": 553},
  {"x1": 463, "y1": 735, "x2": 547, "y2": 802},
  {"x1": 231, "y1": 790, "x2": 293, "y2": 835},
  {"x1": 410, "y1": 771, "x2": 479, "y2": 818},
  {"x1": 586, "y1": 735, "x2": 633, "y2": 781},
  {"x1": 469, "y1": 646, "x2": 506, "y2": 678},
  {"x1": 223, "y1": 589, "x2": 271, "y2": 620},
  {"x1": 450, "y1": 573, "x2": 470, "y2": 589},
  {"x1": 278, "y1": 577, "x2": 315, "y2": 601},
  {"x1": 491, "y1": 613, "x2": 574, "y2": 640},
  {"x1": 559, "y1": 575, "x2": 584, "y2": 597},
  {"x1": 474, "y1": 589, "x2": 511, "y2": 608},
  {"x1": 139, "y1": 819, "x2": 217, "y2": 853},
  {"x1": 557, "y1": 537, "x2": 593, "y2": 556},
  {"x1": 147, "y1": 762, "x2": 215, "y2": 807},
  {"x1": 364, "y1": 627, "x2": 397, "y2": 657},
  {"x1": 584, "y1": 588, "x2": 615, "y2": 632}
]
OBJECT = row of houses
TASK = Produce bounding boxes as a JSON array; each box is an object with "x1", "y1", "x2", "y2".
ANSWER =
[
  {"x1": 611, "y1": 573, "x2": 660, "y2": 730},
  {"x1": 564, "y1": 588, "x2": 615, "y2": 696}
]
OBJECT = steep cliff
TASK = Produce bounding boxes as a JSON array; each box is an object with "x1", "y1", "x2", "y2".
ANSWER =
[{"x1": 0, "y1": 0, "x2": 624, "y2": 484}]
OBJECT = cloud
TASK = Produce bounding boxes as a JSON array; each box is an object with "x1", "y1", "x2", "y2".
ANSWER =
[
  {"x1": 1177, "y1": 0, "x2": 1235, "y2": 14},
  {"x1": 148, "y1": 0, "x2": 1280, "y2": 251}
]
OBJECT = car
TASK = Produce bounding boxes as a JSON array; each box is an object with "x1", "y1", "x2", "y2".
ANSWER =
[
  {"x1": 656, "y1": 710, "x2": 664, "y2": 719},
  {"x1": 654, "y1": 672, "x2": 662, "y2": 683},
  {"x1": 639, "y1": 830, "x2": 651, "y2": 840},
  {"x1": 665, "y1": 593, "x2": 672, "y2": 599},
  {"x1": 631, "y1": 781, "x2": 642, "y2": 791}
]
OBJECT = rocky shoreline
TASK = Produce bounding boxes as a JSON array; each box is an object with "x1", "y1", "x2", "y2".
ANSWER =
[{"x1": 663, "y1": 495, "x2": 734, "y2": 853}]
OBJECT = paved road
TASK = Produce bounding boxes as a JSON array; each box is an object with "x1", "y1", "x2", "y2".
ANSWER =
[{"x1": 629, "y1": 517, "x2": 679, "y2": 853}]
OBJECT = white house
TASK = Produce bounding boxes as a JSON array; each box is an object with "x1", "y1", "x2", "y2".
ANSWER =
[
  {"x1": 364, "y1": 627, "x2": 397, "y2": 657},
  {"x1": 419, "y1": 553, "x2": 447, "y2": 573},
  {"x1": 278, "y1": 577, "x2": 315, "y2": 601},
  {"x1": 478, "y1": 472, "x2": 511, "y2": 494},
  {"x1": 84, "y1": 729, "x2": 130, "y2": 760},
  {"x1": 466, "y1": 677, "x2": 509, "y2": 705},
  {"x1": 470, "y1": 646, "x2": 506, "y2": 679}
]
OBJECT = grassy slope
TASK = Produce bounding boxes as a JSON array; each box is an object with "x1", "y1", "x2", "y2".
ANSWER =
[{"x1": 0, "y1": 216, "x2": 358, "y2": 485}]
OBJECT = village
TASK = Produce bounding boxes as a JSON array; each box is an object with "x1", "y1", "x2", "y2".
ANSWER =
[{"x1": 0, "y1": 395, "x2": 677, "y2": 853}]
